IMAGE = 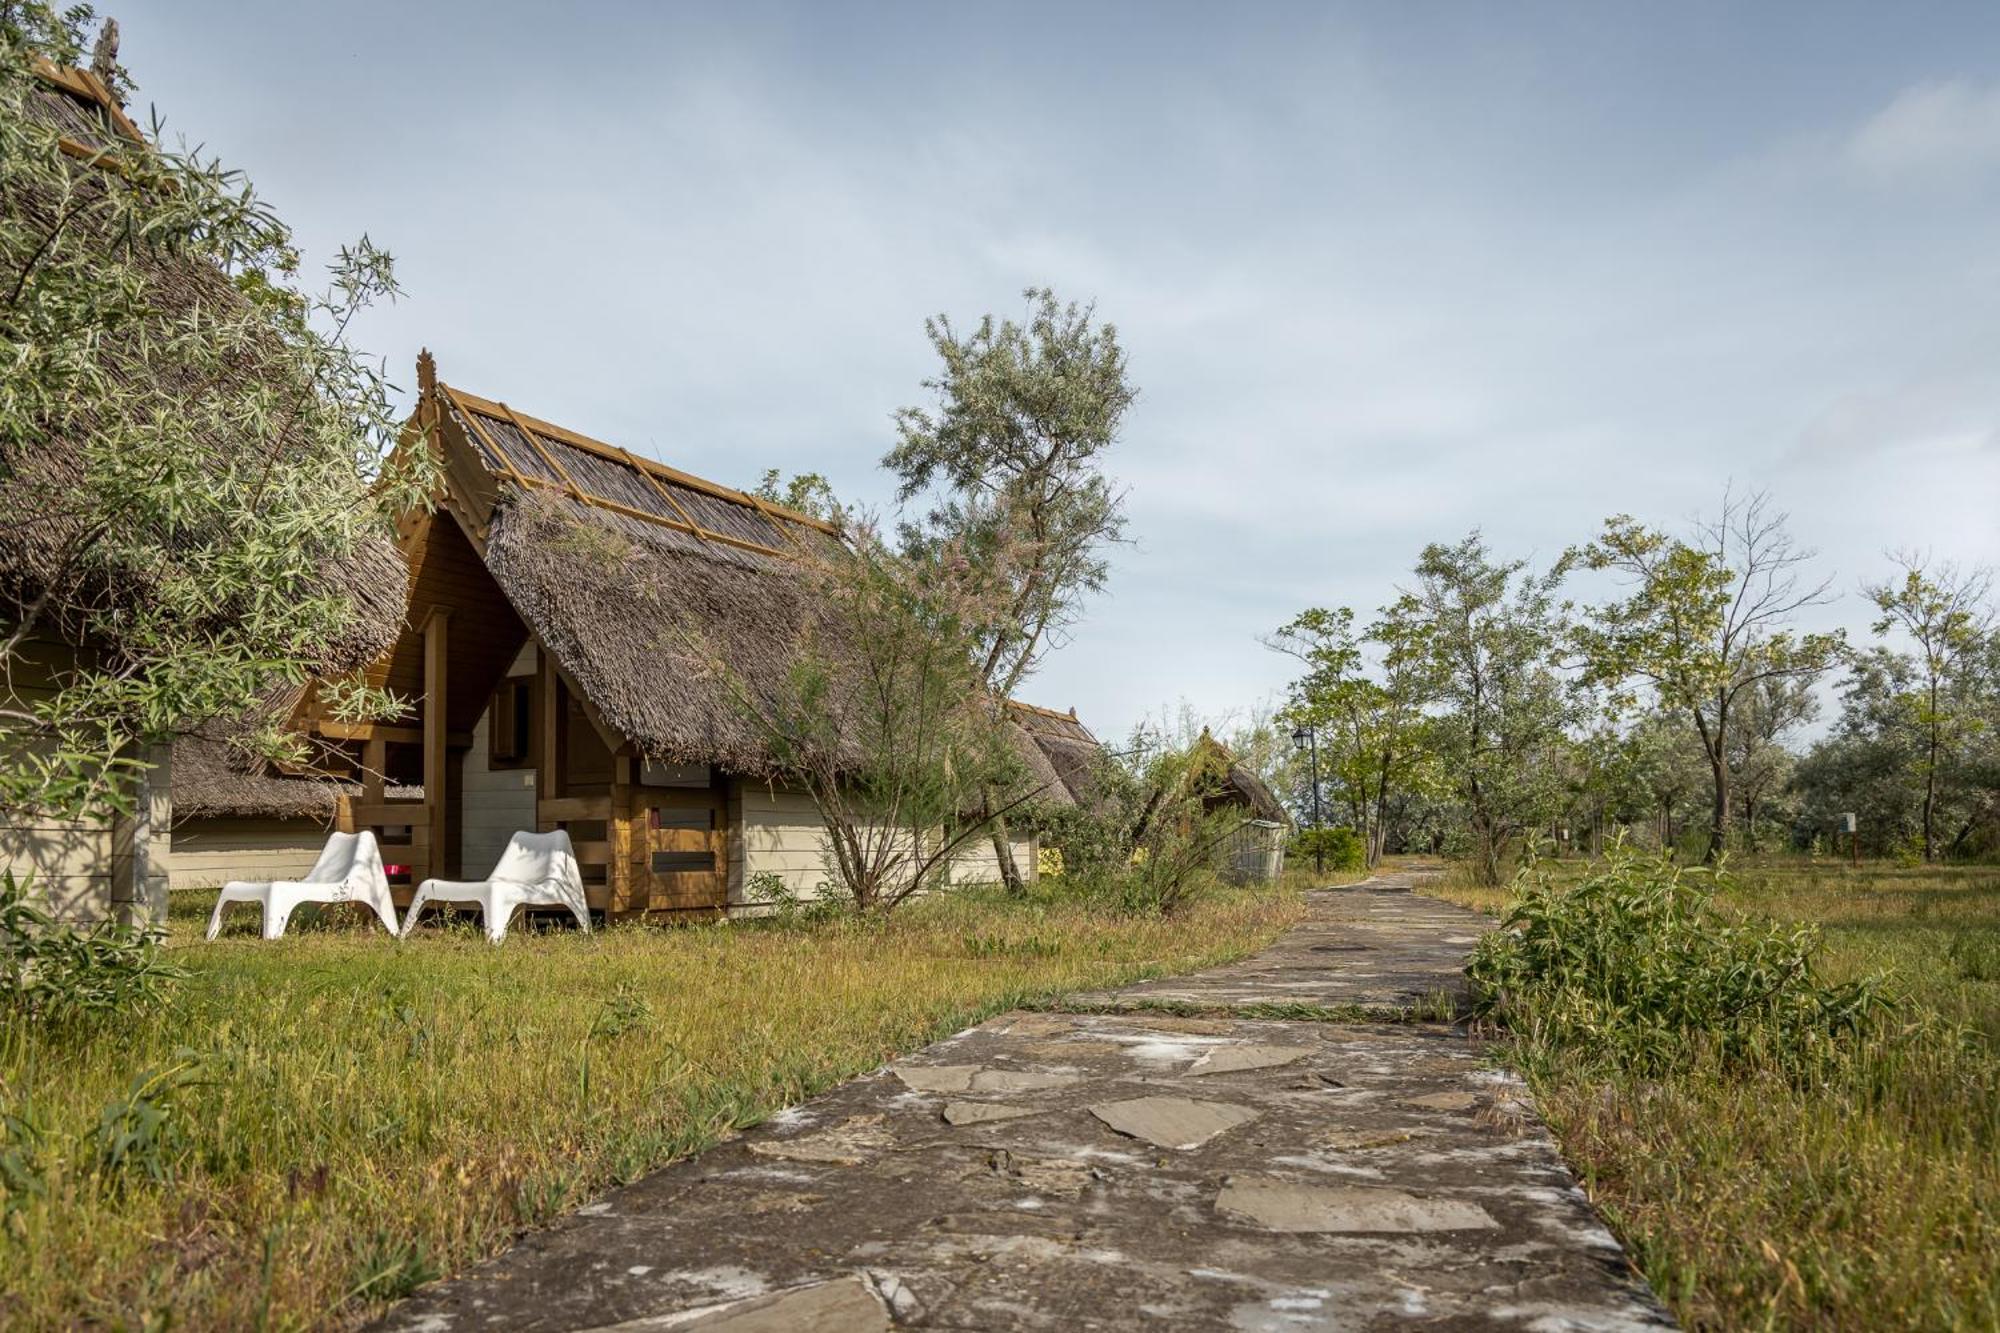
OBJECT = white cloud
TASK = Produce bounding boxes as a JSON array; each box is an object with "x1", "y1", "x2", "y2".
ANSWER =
[{"x1": 1848, "y1": 79, "x2": 2000, "y2": 180}]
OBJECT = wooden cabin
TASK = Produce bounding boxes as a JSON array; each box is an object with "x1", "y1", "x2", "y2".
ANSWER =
[
  {"x1": 173, "y1": 355, "x2": 1040, "y2": 917},
  {"x1": 1190, "y1": 730, "x2": 1292, "y2": 884}
]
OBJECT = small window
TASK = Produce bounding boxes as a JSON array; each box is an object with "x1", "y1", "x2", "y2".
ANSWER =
[{"x1": 488, "y1": 676, "x2": 536, "y2": 768}]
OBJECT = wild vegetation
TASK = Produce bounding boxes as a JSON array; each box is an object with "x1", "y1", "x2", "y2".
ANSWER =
[
  {"x1": 1434, "y1": 853, "x2": 1999, "y2": 1330},
  {"x1": 0, "y1": 883, "x2": 1303, "y2": 1330}
]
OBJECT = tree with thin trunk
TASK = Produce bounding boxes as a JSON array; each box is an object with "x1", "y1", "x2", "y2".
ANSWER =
[
  {"x1": 1863, "y1": 554, "x2": 1992, "y2": 862},
  {"x1": 670, "y1": 510, "x2": 1038, "y2": 913},
  {"x1": 1577, "y1": 489, "x2": 1844, "y2": 863},
  {"x1": 1726, "y1": 675, "x2": 1817, "y2": 851},
  {"x1": 885, "y1": 287, "x2": 1133, "y2": 893},
  {"x1": 1407, "y1": 533, "x2": 1574, "y2": 885}
]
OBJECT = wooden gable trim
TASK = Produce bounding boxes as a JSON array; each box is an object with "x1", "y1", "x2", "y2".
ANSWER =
[
  {"x1": 443, "y1": 386, "x2": 534, "y2": 491},
  {"x1": 32, "y1": 58, "x2": 145, "y2": 143}
]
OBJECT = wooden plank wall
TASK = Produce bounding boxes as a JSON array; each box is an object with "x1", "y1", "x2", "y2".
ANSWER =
[{"x1": 168, "y1": 816, "x2": 331, "y2": 890}]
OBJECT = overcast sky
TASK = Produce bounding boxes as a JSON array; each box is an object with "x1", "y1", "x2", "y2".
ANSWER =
[{"x1": 112, "y1": 1, "x2": 2000, "y2": 741}]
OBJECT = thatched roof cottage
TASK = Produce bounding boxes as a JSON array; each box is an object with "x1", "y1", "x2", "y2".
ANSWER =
[
  {"x1": 1189, "y1": 729, "x2": 1291, "y2": 884},
  {"x1": 172, "y1": 356, "x2": 1045, "y2": 916}
]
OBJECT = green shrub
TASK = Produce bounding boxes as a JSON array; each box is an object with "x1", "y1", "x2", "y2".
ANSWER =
[
  {"x1": 1288, "y1": 826, "x2": 1366, "y2": 873},
  {"x1": 0, "y1": 872, "x2": 184, "y2": 1025},
  {"x1": 743, "y1": 870, "x2": 850, "y2": 926},
  {"x1": 1467, "y1": 850, "x2": 1891, "y2": 1076}
]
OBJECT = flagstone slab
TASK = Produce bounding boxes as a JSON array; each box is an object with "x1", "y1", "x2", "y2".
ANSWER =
[
  {"x1": 967, "y1": 1068, "x2": 1077, "y2": 1093},
  {"x1": 1187, "y1": 1043, "x2": 1313, "y2": 1075},
  {"x1": 745, "y1": 1116, "x2": 891, "y2": 1166},
  {"x1": 586, "y1": 1273, "x2": 891, "y2": 1332},
  {"x1": 941, "y1": 1100, "x2": 1040, "y2": 1126},
  {"x1": 895, "y1": 1065, "x2": 1077, "y2": 1095},
  {"x1": 1405, "y1": 1089, "x2": 1483, "y2": 1111},
  {"x1": 892, "y1": 1064, "x2": 979, "y2": 1093},
  {"x1": 1217, "y1": 1176, "x2": 1499, "y2": 1233},
  {"x1": 1088, "y1": 1095, "x2": 1260, "y2": 1149}
]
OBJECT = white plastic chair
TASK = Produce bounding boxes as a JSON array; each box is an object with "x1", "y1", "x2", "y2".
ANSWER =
[
  {"x1": 402, "y1": 830, "x2": 590, "y2": 944},
  {"x1": 206, "y1": 831, "x2": 398, "y2": 941}
]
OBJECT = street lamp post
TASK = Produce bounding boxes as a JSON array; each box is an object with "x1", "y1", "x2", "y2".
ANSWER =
[{"x1": 1290, "y1": 723, "x2": 1323, "y2": 874}]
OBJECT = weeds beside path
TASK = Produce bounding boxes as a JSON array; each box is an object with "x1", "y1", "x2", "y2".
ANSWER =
[
  {"x1": 1426, "y1": 857, "x2": 2000, "y2": 1331},
  {"x1": 0, "y1": 885, "x2": 1302, "y2": 1331}
]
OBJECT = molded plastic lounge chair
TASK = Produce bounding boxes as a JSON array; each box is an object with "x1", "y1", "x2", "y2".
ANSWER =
[
  {"x1": 402, "y1": 830, "x2": 590, "y2": 944},
  {"x1": 206, "y1": 830, "x2": 398, "y2": 941}
]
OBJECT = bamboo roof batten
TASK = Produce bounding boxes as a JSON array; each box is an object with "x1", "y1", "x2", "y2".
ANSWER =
[
  {"x1": 441, "y1": 386, "x2": 840, "y2": 536},
  {"x1": 743, "y1": 489, "x2": 807, "y2": 554},
  {"x1": 499, "y1": 401, "x2": 588, "y2": 501},
  {"x1": 483, "y1": 453, "x2": 793, "y2": 562},
  {"x1": 613, "y1": 442, "x2": 714, "y2": 546}
]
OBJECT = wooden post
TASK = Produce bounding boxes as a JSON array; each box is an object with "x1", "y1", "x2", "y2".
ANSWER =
[
  {"x1": 423, "y1": 608, "x2": 450, "y2": 884},
  {"x1": 361, "y1": 737, "x2": 385, "y2": 806},
  {"x1": 609, "y1": 750, "x2": 637, "y2": 919},
  {"x1": 536, "y1": 646, "x2": 565, "y2": 827}
]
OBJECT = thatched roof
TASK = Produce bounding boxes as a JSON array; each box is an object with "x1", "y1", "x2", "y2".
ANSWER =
[
  {"x1": 1008, "y1": 700, "x2": 1111, "y2": 810},
  {"x1": 0, "y1": 55, "x2": 407, "y2": 672},
  {"x1": 172, "y1": 687, "x2": 419, "y2": 822},
  {"x1": 1191, "y1": 730, "x2": 1291, "y2": 825},
  {"x1": 431, "y1": 381, "x2": 854, "y2": 776},
  {"x1": 428, "y1": 379, "x2": 1104, "y2": 793}
]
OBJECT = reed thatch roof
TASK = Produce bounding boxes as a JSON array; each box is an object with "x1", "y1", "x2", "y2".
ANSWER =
[
  {"x1": 0, "y1": 55, "x2": 407, "y2": 672},
  {"x1": 430, "y1": 380, "x2": 855, "y2": 776},
  {"x1": 171, "y1": 688, "x2": 420, "y2": 822},
  {"x1": 1008, "y1": 700, "x2": 1112, "y2": 810},
  {"x1": 1191, "y1": 729, "x2": 1291, "y2": 825},
  {"x1": 429, "y1": 379, "x2": 1101, "y2": 793}
]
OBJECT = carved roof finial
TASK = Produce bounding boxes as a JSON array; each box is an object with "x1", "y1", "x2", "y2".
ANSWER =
[
  {"x1": 417, "y1": 348, "x2": 437, "y2": 394},
  {"x1": 89, "y1": 19, "x2": 121, "y2": 100}
]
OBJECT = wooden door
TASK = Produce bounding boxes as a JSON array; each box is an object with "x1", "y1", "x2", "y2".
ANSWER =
[{"x1": 632, "y1": 782, "x2": 728, "y2": 916}]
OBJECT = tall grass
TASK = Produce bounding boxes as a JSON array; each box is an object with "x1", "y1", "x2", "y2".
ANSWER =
[
  {"x1": 1432, "y1": 855, "x2": 2000, "y2": 1331},
  {"x1": 0, "y1": 885, "x2": 1301, "y2": 1330}
]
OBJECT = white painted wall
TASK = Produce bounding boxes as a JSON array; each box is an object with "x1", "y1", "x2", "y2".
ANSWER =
[
  {"x1": 949, "y1": 832, "x2": 1041, "y2": 887},
  {"x1": 1, "y1": 641, "x2": 170, "y2": 922},
  {"x1": 728, "y1": 778, "x2": 1038, "y2": 911},
  {"x1": 460, "y1": 642, "x2": 540, "y2": 876}
]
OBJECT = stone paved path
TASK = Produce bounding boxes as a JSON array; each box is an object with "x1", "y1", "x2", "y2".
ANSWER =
[
  {"x1": 378, "y1": 868, "x2": 1673, "y2": 1332},
  {"x1": 1068, "y1": 862, "x2": 1489, "y2": 1015}
]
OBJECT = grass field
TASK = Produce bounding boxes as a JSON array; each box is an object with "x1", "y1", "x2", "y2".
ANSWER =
[
  {"x1": 1427, "y1": 856, "x2": 2000, "y2": 1331},
  {"x1": 0, "y1": 883, "x2": 1306, "y2": 1331}
]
